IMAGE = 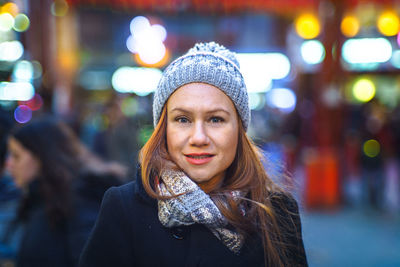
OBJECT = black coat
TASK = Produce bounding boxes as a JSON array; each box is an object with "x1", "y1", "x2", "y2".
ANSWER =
[
  {"x1": 15, "y1": 172, "x2": 122, "y2": 267},
  {"x1": 79, "y1": 173, "x2": 308, "y2": 267}
]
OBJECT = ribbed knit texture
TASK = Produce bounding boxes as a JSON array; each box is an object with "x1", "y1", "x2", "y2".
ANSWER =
[
  {"x1": 153, "y1": 42, "x2": 250, "y2": 130},
  {"x1": 158, "y1": 169, "x2": 244, "y2": 254}
]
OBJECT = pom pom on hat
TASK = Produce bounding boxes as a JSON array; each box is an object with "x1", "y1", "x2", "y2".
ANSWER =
[{"x1": 187, "y1": 42, "x2": 241, "y2": 68}]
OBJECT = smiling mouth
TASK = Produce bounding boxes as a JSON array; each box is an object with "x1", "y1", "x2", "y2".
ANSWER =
[
  {"x1": 185, "y1": 154, "x2": 214, "y2": 159},
  {"x1": 184, "y1": 154, "x2": 214, "y2": 165}
]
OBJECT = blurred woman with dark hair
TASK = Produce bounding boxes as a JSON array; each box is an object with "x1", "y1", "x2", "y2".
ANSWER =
[{"x1": 5, "y1": 116, "x2": 126, "y2": 267}]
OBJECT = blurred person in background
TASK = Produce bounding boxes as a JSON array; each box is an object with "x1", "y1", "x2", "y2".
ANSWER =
[
  {"x1": 0, "y1": 112, "x2": 21, "y2": 262},
  {"x1": 90, "y1": 94, "x2": 150, "y2": 178},
  {"x1": 5, "y1": 116, "x2": 127, "y2": 267},
  {"x1": 80, "y1": 42, "x2": 307, "y2": 266}
]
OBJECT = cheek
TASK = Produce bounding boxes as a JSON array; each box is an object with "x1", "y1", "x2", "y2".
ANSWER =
[
  {"x1": 19, "y1": 157, "x2": 40, "y2": 180},
  {"x1": 166, "y1": 127, "x2": 181, "y2": 155},
  {"x1": 223, "y1": 134, "x2": 238, "y2": 161},
  {"x1": 7, "y1": 158, "x2": 19, "y2": 174}
]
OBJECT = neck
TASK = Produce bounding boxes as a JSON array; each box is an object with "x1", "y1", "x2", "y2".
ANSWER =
[{"x1": 198, "y1": 175, "x2": 224, "y2": 193}]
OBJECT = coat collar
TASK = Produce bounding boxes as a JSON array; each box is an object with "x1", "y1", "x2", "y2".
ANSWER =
[{"x1": 134, "y1": 165, "x2": 157, "y2": 207}]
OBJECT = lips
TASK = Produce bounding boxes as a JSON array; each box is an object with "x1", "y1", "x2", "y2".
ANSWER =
[{"x1": 184, "y1": 153, "x2": 214, "y2": 165}]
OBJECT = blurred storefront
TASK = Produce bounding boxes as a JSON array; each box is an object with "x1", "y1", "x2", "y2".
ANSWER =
[{"x1": 1, "y1": 0, "x2": 400, "y2": 212}]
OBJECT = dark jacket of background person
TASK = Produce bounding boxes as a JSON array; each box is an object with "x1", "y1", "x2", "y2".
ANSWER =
[
  {"x1": 16, "y1": 172, "x2": 122, "y2": 267},
  {"x1": 79, "y1": 169, "x2": 307, "y2": 267},
  {"x1": 6, "y1": 117, "x2": 127, "y2": 267},
  {"x1": 0, "y1": 176, "x2": 21, "y2": 261},
  {"x1": 0, "y1": 112, "x2": 21, "y2": 262}
]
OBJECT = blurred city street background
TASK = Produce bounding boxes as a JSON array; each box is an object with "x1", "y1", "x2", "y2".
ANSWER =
[
  {"x1": 302, "y1": 208, "x2": 400, "y2": 267},
  {"x1": 1, "y1": 0, "x2": 400, "y2": 266}
]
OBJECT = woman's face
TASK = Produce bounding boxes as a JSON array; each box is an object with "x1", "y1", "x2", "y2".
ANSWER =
[
  {"x1": 166, "y1": 83, "x2": 239, "y2": 190},
  {"x1": 6, "y1": 137, "x2": 40, "y2": 188}
]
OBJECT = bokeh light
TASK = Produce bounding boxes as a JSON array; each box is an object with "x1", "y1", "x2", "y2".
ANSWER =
[
  {"x1": 51, "y1": 0, "x2": 69, "y2": 17},
  {"x1": 248, "y1": 93, "x2": 265, "y2": 110},
  {"x1": 322, "y1": 87, "x2": 341, "y2": 108},
  {"x1": 398, "y1": 31, "x2": 400, "y2": 47},
  {"x1": 0, "y1": 12, "x2": 14, "y2": 32},
  {"x1": 300, "y1": 40, "x2": 326, "y2": 64},
  {"x1": 236, "y1": 53, "x2": 290, "y2": 93},
  {"x1": 121, "y1": 97, "x2": 138, "y2": 117},
  {"x1": 126, "y1": 35, "x2": 138, "y2": 54},
  {"x1": 78, "y1": 70, "x2": 111, "y2": 90},
  {"x1": 13, "y1": 60, "x2": 34, "y2": 82},
  {"x1": 152, "y1": 24, "x2": 167, "y2": 42},
  {"x1": 0, "y1": 82, "x2": 35, "y2": 101},
  {"x1": 134, "y1": 48, "x2": 170, "y2": 68},
  {"x1": 377, "y1": 10, "x2": 400, "y2": 36},
  {"x1": 352, "y1": 78, "x2": 376, "y2": 102},
  {"x1": 342, "y1": 38, "x2": 392, "y2": 64},
  {"x1": 111, "y1": 67, "x2": 162, "y2": 95},
  {"x1": 1, "y1": 2, "x2": 19, "y2": 17},
  {"x1": 14, "y1": 105, "x2": 32, "y2": 124},
  {"x1": 127, "y1": 16, "x2": 168, "y2": 66},
  {"x1": 138, "y1": 125, "x2": 154, "y2": 146},
  {"x1": 341, "y1": 14, "x2": 360, "y2": 37},
  {"x1": 19, "y1": 94, "x2": 43, "y2": 111},
  {"x1": 295, "y1": 13, "x2": 320, "y2": 39},
  {"x1": 390, "y1": 50, "x2": 400, "y2": 68},
  {"x1": 31, "y1": 61, "x2": 43, "y2": 79},
  {"x1": 0, "y1": 40, "x2": 24, "y2": 61},
  {"x1": 137, "y1": 41, "x2": 166, "y2": 65},
  {"x1": 13, "y1": 13, "x2": 30, "y2": 32},
  {"x1": 363, "y1": 139, "x2": 380, "y2": 158},
  {"x1": 130, "y1": 16, "x2": 151, "y2": 38},
  {"x1": 236, "y1": 53, "x2": 272, "y2": 93},
  {"x1": 266, "y1": 88, "x2": 297, "y2": 113}
]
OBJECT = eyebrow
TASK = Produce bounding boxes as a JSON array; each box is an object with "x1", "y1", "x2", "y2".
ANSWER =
[{"x1": 169, "y1": 107, "x2": 231, "y2": 115}]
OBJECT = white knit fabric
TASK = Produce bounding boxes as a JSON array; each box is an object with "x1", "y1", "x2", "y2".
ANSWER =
[{"x1": 158, "y1": 169, "x2": 244, "y2": 254}]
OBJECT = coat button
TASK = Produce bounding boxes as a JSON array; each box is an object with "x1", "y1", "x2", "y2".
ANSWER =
[{"x1": 172, "y1": 227, "x2": 185, "y2": 240}]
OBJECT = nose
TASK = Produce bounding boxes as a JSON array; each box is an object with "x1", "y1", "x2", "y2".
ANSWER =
[{"x1": 189, "y1": 122, "x2": 209, "y2": 147}]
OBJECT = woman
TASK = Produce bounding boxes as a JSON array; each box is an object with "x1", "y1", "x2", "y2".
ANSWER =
[
  {"x1": 80, "y1": 42, "x2": 307, "y2": 266},
  {"x1": 5, "y1": 117, "x2": 126, "y2": 267}
]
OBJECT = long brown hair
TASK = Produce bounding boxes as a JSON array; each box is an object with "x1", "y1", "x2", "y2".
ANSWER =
[{"x1": 140, "y1": 106, "x2": 295, "y2": 266}]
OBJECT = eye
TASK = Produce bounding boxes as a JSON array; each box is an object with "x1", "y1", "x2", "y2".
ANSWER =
[
  {"x1": 175, "y1": 117, "x2": 190, "y2": 124},
  {"x1": 210, "y1": 116, "x2": 224, "y2": 123}
]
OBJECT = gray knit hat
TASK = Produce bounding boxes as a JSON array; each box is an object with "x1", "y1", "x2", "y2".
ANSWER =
[{"x1": 153, "y1": 42, "x2": 250, "y2": 130}]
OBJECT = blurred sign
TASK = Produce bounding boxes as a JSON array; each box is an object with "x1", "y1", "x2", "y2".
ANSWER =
[{"x1": 66, "y1": 0, "x2": 320, "y2": 13}]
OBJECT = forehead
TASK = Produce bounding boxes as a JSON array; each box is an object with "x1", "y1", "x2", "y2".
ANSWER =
[
  {"x1": 167, "y1": 83, "x2": 236, "y2": 111},
  {"x1": 8, "y1": 137, "x2": 30, "y2": 155}
]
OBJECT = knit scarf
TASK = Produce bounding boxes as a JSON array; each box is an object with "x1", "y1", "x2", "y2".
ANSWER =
[{"x1": 157, "y1": 169, "x2": 244, "y2": 254}]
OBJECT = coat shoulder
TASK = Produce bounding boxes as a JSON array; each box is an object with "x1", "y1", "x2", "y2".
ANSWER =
[
  {"x1": 268, "y1": 191, "x2": 308, "y2": 266},
  {"x1": 269, "y1": 191, "x2": 300, "y2": 215}
]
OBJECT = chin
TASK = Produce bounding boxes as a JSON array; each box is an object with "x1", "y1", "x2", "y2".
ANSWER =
[{"x1": 185, "y1": 171, "x2": 212, "y2": 183}]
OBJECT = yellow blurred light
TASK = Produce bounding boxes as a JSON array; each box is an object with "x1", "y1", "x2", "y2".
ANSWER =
[
  {"x1": 134, "y1": 48, "x2": 170, "y2": 68},
  {"x1": 341, "y1": 14, "x2": 360, "y2": 37},
  {"x1": 58, "y1": 51, "x2": 78, "y2": 71},
  {"x1": 377, "y1": 10, "x2": 400, "y2": 36},
  {"x1": 363, "y1": 139, "x2": 380, "y2": 158},
  {"x1": 295, "y1": 13, "x2": 320, "y2": 39},
  {"x1": 1, "y1": 3, "x2": 19, "y2": 17},
  {"x1": 352, "y1": 78, "x2": 376, "y2": 102},
  {"x1": 0, "y1": 12, "x2": 14, "y2": 32},
  {"x1": 13, "y1": 13, "x2": 30, "y2": 32},
  {"x1": 51, "y1": 0, "x2": 69, "y2": 17}
]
